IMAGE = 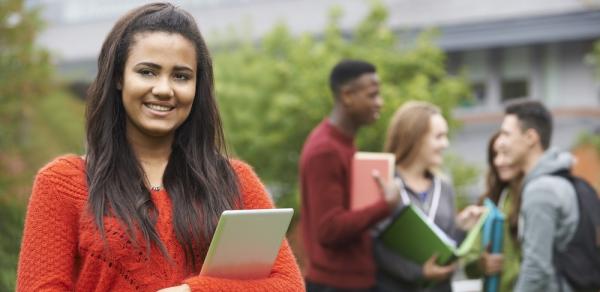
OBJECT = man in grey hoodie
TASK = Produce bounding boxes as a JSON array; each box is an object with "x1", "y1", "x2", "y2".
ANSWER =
[{"x1": 495, "y1": 99, "x2": 579, "y2": 292}]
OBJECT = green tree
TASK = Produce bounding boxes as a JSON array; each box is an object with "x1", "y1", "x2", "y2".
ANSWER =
[
  {"x1": 213, "y1": 2, "x2": 472, "y2": 208},
  {"x1": 0, "y1": 1, "x2": 85, "y2": 290},
  {"x1": 0, "y1": 0, "x2": 52, "y2": 153}
]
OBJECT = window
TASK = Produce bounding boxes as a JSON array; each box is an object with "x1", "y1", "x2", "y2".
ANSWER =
[
  {"x1": 460, "y1": 82, "x2": 487, "y2": 107},
  {"x1": 459, "y1": 50, "x2": 489, "y2": 107},
  {"x1": 472, "y1": 82, "x2": 486, "y2": 103},
  {"x1": 501, "y1": 79, "x2": 528, "y2": 101}
]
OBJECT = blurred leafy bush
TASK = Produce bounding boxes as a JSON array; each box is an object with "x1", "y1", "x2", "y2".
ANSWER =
[
  {"x1": 213, "y1": 1, "x2": 473, "y2": 210},
  {"x1": 1, "y1": 0, "x2": 85, "y2": 290}
]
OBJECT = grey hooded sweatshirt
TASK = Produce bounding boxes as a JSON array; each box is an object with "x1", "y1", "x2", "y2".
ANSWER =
[{"x1": 514, "y1": 148, "x2": 579, "y2": 292}]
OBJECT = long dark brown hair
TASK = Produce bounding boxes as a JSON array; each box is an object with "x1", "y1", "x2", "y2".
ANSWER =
[
  {"x1": 85, "y1": 2, "x2": 240, "y2": 272},
  {"x1": 479, "y1": 132, "x2": 522, "y2": 240}
]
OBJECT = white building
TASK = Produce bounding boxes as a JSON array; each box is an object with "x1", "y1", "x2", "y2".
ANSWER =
[{"x1": 32, "y1": 0, "x2": 600, "y2": 170}]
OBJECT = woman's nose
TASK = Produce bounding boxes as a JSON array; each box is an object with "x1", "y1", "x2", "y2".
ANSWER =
[{"x1": 152, "y1": 76, "x2": 174, "y2": 98}]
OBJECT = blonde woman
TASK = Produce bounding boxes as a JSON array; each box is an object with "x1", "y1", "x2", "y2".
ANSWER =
[{"x1": 373, "y1": 101, "x2": 483, "y2": 292}]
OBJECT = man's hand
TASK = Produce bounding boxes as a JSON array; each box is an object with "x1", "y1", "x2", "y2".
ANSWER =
[
  {"x1": 422, "y1": 254, "x2": 456, "y2": 281},
  {"x1": 372, "y1": 170, "x2": 400, "y2": 210}
]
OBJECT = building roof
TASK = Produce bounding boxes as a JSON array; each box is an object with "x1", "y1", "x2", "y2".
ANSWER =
[
  {"x1": 33, "y1": 0, "x2": 600, "y2": 64},
  {"x1": 434, "y1": 10, "x2": 600, "y2": 51}
]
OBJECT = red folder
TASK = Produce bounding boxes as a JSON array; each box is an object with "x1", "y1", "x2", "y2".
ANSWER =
[{"x1": 350, "y1": 152, "x2": 395, "y2": 210}]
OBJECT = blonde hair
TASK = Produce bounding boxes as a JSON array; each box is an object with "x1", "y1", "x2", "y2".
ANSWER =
[{"x1": 384, "y1": 101, "x2": 442, "y2": 167}]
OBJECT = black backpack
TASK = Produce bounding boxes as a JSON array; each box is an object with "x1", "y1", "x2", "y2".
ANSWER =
[{"x1": 552, "y1": 170, "x2": 600, "y2": 292}]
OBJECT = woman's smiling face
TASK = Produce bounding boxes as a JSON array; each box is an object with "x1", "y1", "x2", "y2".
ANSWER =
[
  {"x1": 494, "y1": 149, "x2": 520, "y2": 182},
  {"x1": 120, "y1": 31, "x2": 197, "y2": 141},
  {"x1": 418, "y1": 113, "x2": 449, "y2": 168}
]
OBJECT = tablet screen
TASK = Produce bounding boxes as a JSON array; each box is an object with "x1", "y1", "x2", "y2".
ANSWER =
[{"x1": 199, "y1": 208, "x2": 294, "y2": 279}]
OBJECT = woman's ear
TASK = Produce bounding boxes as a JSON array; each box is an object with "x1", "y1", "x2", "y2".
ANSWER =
[{"x1": 116, "y1": 80, "x2": 123, "y2": 91}]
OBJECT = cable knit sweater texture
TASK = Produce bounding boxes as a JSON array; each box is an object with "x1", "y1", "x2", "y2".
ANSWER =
[{"x1": 17, "y1": 155, "x2": 304, "y2": 292}]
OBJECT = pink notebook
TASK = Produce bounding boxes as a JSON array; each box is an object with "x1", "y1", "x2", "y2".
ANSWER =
[{"x1": 350, "y1": 152, "x2": 395, "y2": 210}]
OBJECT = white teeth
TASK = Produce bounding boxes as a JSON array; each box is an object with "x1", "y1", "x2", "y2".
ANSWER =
[{"x1": 145, "y1": 103, "x2": 172, "y2": 112}]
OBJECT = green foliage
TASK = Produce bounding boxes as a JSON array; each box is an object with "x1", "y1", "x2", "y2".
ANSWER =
[
  {"x1": 444, "y1": 154, "x2": 481, "y2": 209},
  {"x1": 0, "y1": 0, "x2": 53, "y2": 152},
  {"x1": 586, "y1": 40, "x2": 600, "y2": 79},
  {"x1": 0, "y1": 199, "x2": 25, "y2": 292},
  {"x1": 0, "y1": 1, "x2": 86, "y2": 290},
  {"x1": 213, "y1": 1, "x2": 472, "y2": 206}
]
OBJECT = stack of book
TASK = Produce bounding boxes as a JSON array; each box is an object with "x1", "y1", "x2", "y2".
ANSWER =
[{"x1": 481, "y1": 198, "x2": 505, "y2": 292}]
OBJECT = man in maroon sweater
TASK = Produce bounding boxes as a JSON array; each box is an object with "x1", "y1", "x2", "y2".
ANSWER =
[{"x1": 300, "y1": 60, "x2": 399, "y2": 291}]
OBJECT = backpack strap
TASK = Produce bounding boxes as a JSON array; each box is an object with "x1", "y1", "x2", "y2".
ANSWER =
[
  {"x1": 549, "y1": 169, "x2": 574, "y2": 292},
  {"x1": 553, "y1": 250, "x2": 566, "y2": 292},
  {"x1": 549, "y1": 169, "x2": 574, "y2": 182}
]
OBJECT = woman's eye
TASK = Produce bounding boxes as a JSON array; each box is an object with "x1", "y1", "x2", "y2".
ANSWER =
[
  {"x1": 138, "y1": 69, "x2": 155, "y2": 77},
  {"x1": 174, "y1": 73, "x2": 190, "y2": 81}
]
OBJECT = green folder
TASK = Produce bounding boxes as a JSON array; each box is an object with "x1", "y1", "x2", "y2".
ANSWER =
[{"x1": 379, "y1": 204, "x2": 489, "y2": 266}]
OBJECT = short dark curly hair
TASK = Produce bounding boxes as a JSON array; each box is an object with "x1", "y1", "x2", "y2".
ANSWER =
[{"x1": 329, "y1": 59, "x2": 376, "y2": 99}]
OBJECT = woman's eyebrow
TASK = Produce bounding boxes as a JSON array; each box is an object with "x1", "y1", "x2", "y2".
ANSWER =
[
  {"x1": 135, "y1": 62, "x2": 193, "y2": 72},
  {"x1": 135, "y1": 62, "x2": 161, "y2": 69},
  {"x1": 173, "y1": 65, "x2": 194, "y2": 72}
]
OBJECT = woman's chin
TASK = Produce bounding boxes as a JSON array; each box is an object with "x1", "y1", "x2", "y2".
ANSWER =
[
  {"x1": 428, "y1": 158, "x2": 443, "y2": 168},
  {"x1": 139, "y1": 126, "x2": 176, "y2": 139}
]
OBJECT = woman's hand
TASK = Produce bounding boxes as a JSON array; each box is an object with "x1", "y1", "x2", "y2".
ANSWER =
[
  {"x1": 455, "y1": 205, "x2": 486, "y2": 231},
  {"x1": 372, "y1": 170, "x2": 400, "y2": 210},
  {"x1": 480, "y1": 250, "x2": 503, "y2": 275},
  {"x1": 157, "y1": 284, "x2": 191, "y2": 292},
  {"x1": 422, "y1": 254, "x2": 456, "y2": 281}
]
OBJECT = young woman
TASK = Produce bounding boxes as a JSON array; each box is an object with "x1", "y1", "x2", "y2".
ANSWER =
[
  {"x1": 16, "y1": 3, "x2": 303, "y2": 291},
  {"x1": 373, "y1": 101, "x2": 484, "y2": 292},
  {"x1": 463, "y1": 133, "x2": 523, "y2": 292}
]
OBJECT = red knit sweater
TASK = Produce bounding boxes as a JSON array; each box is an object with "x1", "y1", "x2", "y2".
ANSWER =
[
  {"x1": 299, "y1": 120, "x2": 391, "y2": 289},
  {"x1": 17, "y1": 155, "x2": 304, "y2": 292}
]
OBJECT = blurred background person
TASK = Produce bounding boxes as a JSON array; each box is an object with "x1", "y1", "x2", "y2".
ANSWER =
[
  {"x1": 496, "y1": 100, "x2": 578, "y2": 292},
  {"x1": 300, "y1": 59, "x2": 399, "y2": 292},
  {"x1": 373, "y1": 101, "x2": 484, "y2": 292},
  {"x1": 463, "y1": 132, "x2": 523, "y2": 292}
]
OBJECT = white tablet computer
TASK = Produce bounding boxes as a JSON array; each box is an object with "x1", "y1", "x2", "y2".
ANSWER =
[{"x1": 199, "y1": 208, "x2": 294, "y2": 280}]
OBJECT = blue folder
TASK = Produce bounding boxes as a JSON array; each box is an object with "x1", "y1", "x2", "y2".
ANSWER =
[{"x1": 481, "y1": 199, "x2": 505, "y2": 292}]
